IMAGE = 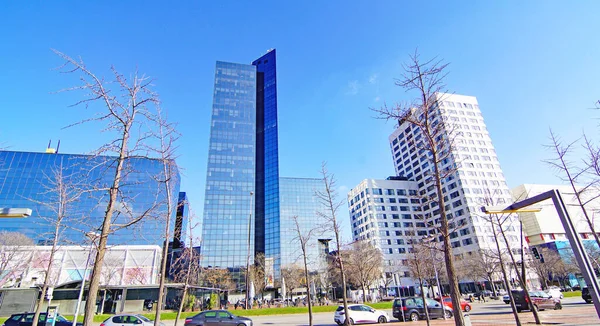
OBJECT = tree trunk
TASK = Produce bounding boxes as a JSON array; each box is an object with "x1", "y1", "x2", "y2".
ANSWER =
[
  {"x1": 492, "y1": 222, "x2": 521, "y2": 326},
  {"x1": 174, "y1": 285, "x2": 188, "y2": 326},
  {"x1": 302, "y1": 244, "x2": 313, "y2": 326},
  {"x1": 498, "y1": 218, "x2": 541, "y2": 324},
  {"x1": 419, "y1": 278, "x2": 431, "y2": 326},
  {"x1": 433, "y1": 158, "x2": 464, "y2": 326},
  {"x1": 83, "y1": 120, "x2": 132, "y2": 325},
  {"x1": 32, "y1": 244, "x2": 59, "y2": 326}
]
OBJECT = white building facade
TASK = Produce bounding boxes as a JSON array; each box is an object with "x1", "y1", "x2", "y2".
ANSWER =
[
  {"x1": 348, "y1": 177, "x2": 420, "y2": 296},
  {"x1": 349, "y1": 93, "x2": 537, "y2": 294},
  {"x1": 512, "y1": 184, "x2": 600, "y2": 246}
]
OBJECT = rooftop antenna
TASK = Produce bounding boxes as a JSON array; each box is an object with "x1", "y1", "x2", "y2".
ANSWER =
[
  {"x1": 45, "y1": 139, "x2": 57, "y2": 154},
  {"x1": 56, "y1": 140, "x2": 60, "y2": 154}
]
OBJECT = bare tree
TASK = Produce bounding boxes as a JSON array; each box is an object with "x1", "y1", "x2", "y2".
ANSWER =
[
  {"x1": 151, "y1": 106, "x2": 181, "y2": 326},
  {"x1": 173, "y1": 210, "x2": 201, "y2": 326},
  {"x1": 249, "y1": 253, "x2": 267, "y2": 301},
  {"x1": 469, "y1": 250, "x2": 501, "y2": 296},
  {"x1": 29, "y1": 163, "x2": 84, "y2": 326},
  {"x1": 202, "y1": 268, "x2": 234, "y2": 291},
  {"x1": 345, "y1": 240, "x2": 383, "y2": 304},
  {"x1": 0, "y1": 232, "x2": 34, "y2": 287},
  {"x1": 371, "y1": 51, "x2": 465, "y2": 325},
  {"x1": 53, "y1": 50, "x2": 164, "y2": 325},
  {"x1": 291, "y1": 215, "x2": 318, "y2": 325},
  {"x1": 406, "y1": 240, "x2": 432, "y2": 325},
  {"x1": 546, "y1": 130, "x2": 600, "y2": 249},
  {"x1": 280, "y1": 265, "x2": 304, "y2": 302},
  {"x1": 529, "y1": 247, "x2": 563, "y2": 290},
  {"x1": 315, "y1": 162, "x2": 351, "y2": 323}
]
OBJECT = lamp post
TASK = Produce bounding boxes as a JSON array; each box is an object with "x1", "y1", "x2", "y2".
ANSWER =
[
  {"x1": 421, "y1": 235, "x2": 444, "y2": 319},
  {"x1": 0, "y1": 208, "x2": 32, "y2": 218},
  {"x1": 482, "y1": 189, "x2": 600, "y2": 320},
  {"x1": 73, "y1": 231, "x2": 99, "y2": 326},
  {"x1": 245, "y1": 191, "x2": 254, "y2": 310}
]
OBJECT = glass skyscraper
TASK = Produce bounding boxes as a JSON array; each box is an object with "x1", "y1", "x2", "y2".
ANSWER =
[
  {"x1": 201, "y1": 50, "x2": 287, "y2": 281},
  {"x1": 202, "y1": 50, "x2": 331, "y2": 288},
  {"x1": 0, "y1": 150, "x2": 181, "y2": 246}
]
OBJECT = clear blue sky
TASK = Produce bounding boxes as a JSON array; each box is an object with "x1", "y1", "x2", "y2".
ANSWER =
[{"x1": 1, "y1": 1, "x2": 598, "y2": 240}]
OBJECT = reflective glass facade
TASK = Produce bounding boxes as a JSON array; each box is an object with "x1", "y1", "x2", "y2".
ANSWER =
[
  {"x1": 201, "y1": 61, "x2": 257, "y2": 270},
  {"x1": 252, "y1": 50, "x2": 281, "y2": 269},
  {"x1": 279, "y1": 177, "x2": 329, "y2": 275},
  {"x1": 0, "y1": 151, "x2": 180, "y2": 246}
]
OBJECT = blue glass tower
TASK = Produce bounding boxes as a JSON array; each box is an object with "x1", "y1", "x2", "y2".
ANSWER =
[
  {"x1": 202, "y1": 60, "x2": 257, "y2": 273},
  {"x1": 252, "y1": 50, "x2": 281, "y2": 272},
  {"x1": 0, "y1": 150, "x2": 180, "y2": 246},
  {"x1": 201, "y1": 50, "x2": 282, "y2": 284}
]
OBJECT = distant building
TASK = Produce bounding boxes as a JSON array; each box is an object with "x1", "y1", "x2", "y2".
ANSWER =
[
  {"x1": 512, "y1": 184, "x2": 600, "y2": 246},
  {"x1": 347, "y1": 177, "x2": 420, "y2": 296},
  {"x1": 0, "y1": 150, "x2": 182, "y2": 246},
  {"x1": 512, "y1": 183, "x2": 600, "y2": 287},
  {"x1": 349, "y1": 93, "x2": 538, "y2": 294}
]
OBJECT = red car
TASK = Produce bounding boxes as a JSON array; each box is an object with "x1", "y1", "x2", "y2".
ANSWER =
[{"x1": 435, "y1": 297, "x2": 472, "y2": 312}]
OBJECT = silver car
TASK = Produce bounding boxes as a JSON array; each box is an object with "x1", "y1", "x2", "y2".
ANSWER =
[
  {"x1": 184, "y1": 310, "x2": 253, "y2": 326},
  {"x1": 100, "y1": 314, "x2": 164, "y2": 326}
]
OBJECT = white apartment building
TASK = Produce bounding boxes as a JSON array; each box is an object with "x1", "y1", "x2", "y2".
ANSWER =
[
  {"x1": 512, "y1": 184, "x2": 600, "y2": 247},
  {"x1": 348, "y1": 177, "x2": 421, "y2": 295},
  {"x1": 349, "y1": 93, "x2": 535, "y2": 294}
]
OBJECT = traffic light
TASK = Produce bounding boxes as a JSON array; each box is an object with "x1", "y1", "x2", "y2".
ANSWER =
[{"x1": 531, "y1": 247, "x2": 540, "y2": 259}]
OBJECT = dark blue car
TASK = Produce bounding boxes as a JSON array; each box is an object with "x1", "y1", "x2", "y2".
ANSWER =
[{"x1": 2, "y1": 313, "x2": 83, "y2": 326}]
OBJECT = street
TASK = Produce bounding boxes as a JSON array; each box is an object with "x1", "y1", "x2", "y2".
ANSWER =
[{"x1": 94, "y1": 297, "x2": 599, "y2": 326}]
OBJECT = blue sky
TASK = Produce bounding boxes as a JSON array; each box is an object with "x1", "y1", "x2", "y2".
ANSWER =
[{"x1": 1, "y1": 1, "x2": 598, "y2": 240}]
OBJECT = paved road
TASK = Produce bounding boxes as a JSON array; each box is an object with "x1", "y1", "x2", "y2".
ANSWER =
[{"x1": 93, "y1": 296, "x2": 598, "y2": 326}]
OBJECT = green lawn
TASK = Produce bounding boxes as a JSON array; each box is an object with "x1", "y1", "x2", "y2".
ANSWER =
[{"x1": 563, "y1": 290, "x2": 582, "y2": 298}]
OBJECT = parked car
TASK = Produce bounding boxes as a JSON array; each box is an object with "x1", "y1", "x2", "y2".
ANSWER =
[
  {"x1": 546, "y1": 287, "x2": 564, "y2": 299},
  {"x1": 435, "y1": 296, "x2": 472, "y2": 312},
  {"x1": 582, "y1": 287, "x2": 592, "y2": 304},
  {"x1": 392, "y1": 297, "x2": 453, "y2": 322},
  {"x1": 101, "y1": 314, "x2": 165, "y2": 326},
  {"x1": 184, "y1": 310, "x2": 252, "y2": 326},
  {"x1": 2, "y1": 313, "x2": 83, "y2": 326},
  {"x1": 511, "y1": 290, "x2": 562, "y2": 312},
  {"x1": 334, "y1": 304, "x2": 389, "y2": 325}
]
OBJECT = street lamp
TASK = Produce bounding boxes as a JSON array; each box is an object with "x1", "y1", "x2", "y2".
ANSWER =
[
  {"x1": 421, "y1": 235, "x2": 444, "y2": 319},
  {"x1": 482, "y1": 189, "x2": 600, "y2": 320},
  {"x1": 0, "y1": 208, "x2": 32, "y2": 218},
  {"x1": 73, "y1": 231, "x2": 100, "y2": 326},
  {"x1": 245, "y1": 191, "x2": 254, "y2": 310}
]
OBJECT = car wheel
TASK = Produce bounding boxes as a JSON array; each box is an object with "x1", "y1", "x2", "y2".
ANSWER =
[
  {"x1": 533, "y1": 304, "x2": 539, "y2": 312},
  {"x1": 410, "y1": 312, "x2": 419, "y2": 322},
  {"x1": 444, "y1": 310, "x2": 453, "y2": 319},
  {"x1": 377, "y1": 315, "x2": 387, "y2": 323},
  {"x1": 464, "y1": 305, "x2": 471, "y2": 312},
  {"x1": 517, "y1": 308, "x2": 522, "y2": 313},
  {"x1": 555, "y1": 302, "x2": 562, "y2": 310},
  {"x1": 237, "y1": 324, "x2": 246, "y2": 326},
  {"x1": 586, "y1": 300, "x2": 593, "y2": 304},
  {"x1": 349, "y1": 318, "x2": 355, "y2": 325}
]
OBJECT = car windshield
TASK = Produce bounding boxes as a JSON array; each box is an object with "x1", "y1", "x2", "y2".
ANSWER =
[
  {"x1": 137, "y1": 315, "x2": 152, "y2": 322},
  {"x1": 336, "y1": 306, "x2": 344, "y2": 311}
]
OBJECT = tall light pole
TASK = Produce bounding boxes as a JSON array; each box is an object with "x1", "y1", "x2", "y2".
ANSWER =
[
  {"x1": 73, "y1": 231, "x2": 99, "y2": 326},
  {"x1": 245, "y1": 191, "x2": 254, "y2": 309}
]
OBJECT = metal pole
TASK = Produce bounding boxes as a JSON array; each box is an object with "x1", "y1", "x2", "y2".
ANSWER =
[
  {"x1": 73, "y1": 234, "x2": 95, "y2": 326},
  {"x1": 245, "y1": 191, "x2": 254, "y2": 310},
  {"x1": 520, "y1": 219, "x2": 526, "y2": 289}
]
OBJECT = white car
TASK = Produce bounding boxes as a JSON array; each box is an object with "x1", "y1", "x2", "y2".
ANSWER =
[
  {"x1": 546, "y1": 287, "x2": 564, "y2": 299},
  {"x1": 334, "y1": 304, "x2": 389, "y2": 325},
  {"x1": 100, "y1": 314, "x2": 165, "y2": 326}
]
